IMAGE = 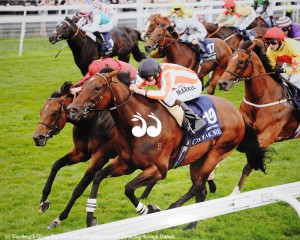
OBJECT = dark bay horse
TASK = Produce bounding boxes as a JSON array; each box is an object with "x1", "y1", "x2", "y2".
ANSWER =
[
  {"x1": 219, "y1": 41, "x2": 300, "y2": 193},
  {"x1": 67, "y1": 69, "x2": 266, "y2": 229},
  {"x1": 33, "y1": 82, "x2": 127, "y2": 229},
  {"x1": 49, "y1": 16, "x2": 146, "y2": 75},
  {"x1": 203, "y1": 21, "x2": 268, "y2": 50},
  {"x1": 145, "y1": 23, "x2": 232, "y2": 95}
]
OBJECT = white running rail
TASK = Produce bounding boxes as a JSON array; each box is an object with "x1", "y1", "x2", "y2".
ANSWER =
[{"x1": 37, "y1": 181, "x2": 300, "y2": 240}]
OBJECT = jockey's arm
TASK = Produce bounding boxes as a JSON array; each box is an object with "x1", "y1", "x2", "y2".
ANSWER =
[
  {"x1": 81, "y1": 14, "x2": 102, "y2": 32},
  {"x1": 77, "y1": 17, "x2": 87, "y2": 28},
  {"x1": 259, "y1": 0, "x2": 269, "y2": 15}
]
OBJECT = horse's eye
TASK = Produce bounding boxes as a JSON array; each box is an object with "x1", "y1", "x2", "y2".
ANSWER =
[
  {"x1": 95, "y1": 86, "x2": 101, "y2": 91},
  {"x1": 239, "y1": 60, "x2": 244, "y2": 65}
]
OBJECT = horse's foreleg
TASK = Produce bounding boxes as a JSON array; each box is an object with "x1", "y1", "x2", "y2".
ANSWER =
[
  {"x1": 139, "y1": 182, "x2": 157, "y2": 199},
  {"x1": 39, "y1": 149, "x2": 88, "y2": 214},
  {"x1": 86, "y1": 156, "x2": 135, "y2": 227},
  {"x1": 232, "y1": 163, "x2": 253, "y2": 195},
  {"x1": 48, "y1": 153, "x2": 109, "y2": 229},
  {"x1": 207, "y1": 60, "x2": 228, "y2": 95},
  {"x1": 125, "y1": 165, "x2": 166, "y2": 215}
]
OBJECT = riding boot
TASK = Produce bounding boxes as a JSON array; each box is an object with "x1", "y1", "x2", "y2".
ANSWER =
[
  {"x1": 180, "y1": 102, "x2": 207, "y2": 135},
  {"x1": 241, "y1": 29, "x2": 250, "y2": 41},
  {"x1": 197, "y1": 41, "x2": 207, "y2": 55}
]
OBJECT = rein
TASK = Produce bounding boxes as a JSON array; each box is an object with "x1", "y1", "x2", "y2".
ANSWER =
[
  {"x1": 226, "y1": 48, "x2": 289, "y2": 108},
  {"x1": 39, "y1": 98, "x2": 64, "y2": 139},
  {"x1": 207, "y1": 27, "x2": 221, "y2": 38},
  {"x1": 82, "y1": 73, "x2": 133, "y2": 117}
]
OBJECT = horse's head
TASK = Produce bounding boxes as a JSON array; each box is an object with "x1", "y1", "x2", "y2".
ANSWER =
[
  {"x1": 144, "y1": 14, "x2": 171, "y2": 40},
  {"x1": 145, "y1": 23, "x2": 177, "y2": 53},
  {"x1": 219, "y1": 41, "x2": 257, "y2": 91},
  {"x1": 49, "y1": 17, "x2": 78, "y2": 44},
  {"x1": 67, "y1": 69, "x2": 120, "y2": 122},
  {"x1": 33, "y1": 82, "x2": 73, "y2": 146}
]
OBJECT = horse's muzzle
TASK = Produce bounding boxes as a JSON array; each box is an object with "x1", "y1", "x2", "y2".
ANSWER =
[
  {"x1": 33, "y1": 134, "x2": 47, "y2": 147},
  {"x1": 218, "y1": 80, "x2": 230, "y2": 91},
  {"x1": 66, "y1": 106, "x2": 82, "y2": 122},
  {"x1": 145, "y1": 45, "x2": 153, "y2": 53}
]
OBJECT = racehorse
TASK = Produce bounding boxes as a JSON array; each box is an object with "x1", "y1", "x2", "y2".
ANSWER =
[
  {"x1": 33, "y1": 82, "x2": 124, "y2": 229},
  {"x1": 203, "y1": 21, "x2": 268, "y2": 50},
  {"x1": 218, "y1": 41, "x2": 300, "y2": 193},
  {"x1": 67, "y1": 68, "x2": 266, "y2": 229},
  {"x1": 49, "y1": 16, "x2": 146, "y2": 75},
  {"x1": 145, "y1": 23, "x2": 232, "y2": 95}
]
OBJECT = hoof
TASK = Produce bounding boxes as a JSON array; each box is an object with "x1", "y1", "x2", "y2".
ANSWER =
[
  {"x1": 147, "y1": 204, "x2": 161, "y2": 214},
  {"x1": 87, "y1": 217, "x2": 98, "y2": 227},
  {"x1": 39, "y1": 200, "x2": 50, "y2": 213},
  {"x1": 231, "y1": 186, "x2": 241, "y2": 195},
  {"x1": 47, "y1": 218, "x2": 61, "y2": 230},
  {"x1": 183, "y1": 221, "x2": 197, "y2": 230},
  {"x1": 207, "y1": 180, "x2": 217, "y2": 193}
]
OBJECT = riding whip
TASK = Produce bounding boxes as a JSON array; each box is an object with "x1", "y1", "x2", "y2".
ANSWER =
[{"x1": 55, "y1": 42, "x2": 67, "y2": 59}]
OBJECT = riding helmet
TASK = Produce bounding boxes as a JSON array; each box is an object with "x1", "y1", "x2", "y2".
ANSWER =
[
  {"x1": 276, "y1": 16, "x2": 292, "y2": 29},
  {"x1": 263, "y1": 27, "x2": 285, "y2": 41},
  {"x1": 138, "y1": 58, "x2": 162, "y2": 78},
  {"x1": 224, "y1": 0, "x2": 236, "y2": 9},
  {"x1": 78, "y1": 8, "x2": 92, "y2": 17}
]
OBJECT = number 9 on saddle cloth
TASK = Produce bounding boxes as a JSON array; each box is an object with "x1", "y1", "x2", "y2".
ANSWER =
[{"x1": 94, "y1": 32, "x2": 114, "y2": 56}]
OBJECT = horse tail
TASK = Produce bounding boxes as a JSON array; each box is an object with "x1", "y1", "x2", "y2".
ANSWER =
[
  {"x1": 132, "y1": 29, "x2": 147, "y2": 61},
  {"x1": 236, "y1": 119, "x2": 267, "y2": 174}
]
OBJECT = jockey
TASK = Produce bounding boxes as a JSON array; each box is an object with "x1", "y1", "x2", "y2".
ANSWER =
[
  {"x1": 175, "y1": 18, "x2": 208, "y2": 54},
  {"x1": 263, "y1": 27, "x2": 300, "y2": 88},
  {"x1": 216, "y1": 0, "x2": 256, "y2": 40},
  {"x1": 70, "y1": 58, "x2": 141, "y2": 95},
  {"x1": 77, "y1": 5, "x2": 114, "y2": 56},
  {"x1": 253, "y1": 0, "x2": 276, "y2": 27},
  {"x1": 129, "y1": 58, "x2": 207, "y2": 135},
  {"x1": 276, "y1": 16, "x2": 300, "y2": 42},
  {"x1": 168, "y1": 1, "x2": 193, "y2": 19},
  {"x1": 92, "y1": 0, "x2": 117, "y2": 27}
]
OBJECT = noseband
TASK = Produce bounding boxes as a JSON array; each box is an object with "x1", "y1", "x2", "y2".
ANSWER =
[{"x1": 39, "y1": 98, "x2": 65, "y2": 139}]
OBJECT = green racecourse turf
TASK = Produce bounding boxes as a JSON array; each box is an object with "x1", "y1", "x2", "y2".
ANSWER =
[{"x1": 0, "y1": 37, "x2": 299, "y2": 240}]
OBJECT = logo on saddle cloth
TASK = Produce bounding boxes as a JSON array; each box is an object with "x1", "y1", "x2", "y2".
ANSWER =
[{"x1": 187, "y1": 39, "x2": 217, "y2": 62}]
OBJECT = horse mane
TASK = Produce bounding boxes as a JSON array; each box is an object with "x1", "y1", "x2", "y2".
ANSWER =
[
  {"x1": 50, "y1": 81, "x2": 73, "y2": 98},
  {"x1": 99, "y1": 67, "x2": 132, "y2": 87}
]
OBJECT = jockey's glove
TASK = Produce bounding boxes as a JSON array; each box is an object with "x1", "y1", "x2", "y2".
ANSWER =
[{"x1": 273, "y1": 67, "x2": 285, "y2": 77}]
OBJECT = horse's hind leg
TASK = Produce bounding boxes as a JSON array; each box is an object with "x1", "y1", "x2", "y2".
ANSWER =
[{"x1": 39, "y1": 149, "x2": 89, "y2": 214}]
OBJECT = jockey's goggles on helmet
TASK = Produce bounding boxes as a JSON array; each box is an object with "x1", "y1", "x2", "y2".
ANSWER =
[
  {"x1": 264, "y1": 40, "x2": 279, "y2": 46},
  {"x1": 174, "y1": 8, "x2": 181, "y2": 11},
  {"x1": 281, "y1": 27, "x2": 290, "y2": 32}
]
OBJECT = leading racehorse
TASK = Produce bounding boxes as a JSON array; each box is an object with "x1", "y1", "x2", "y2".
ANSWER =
[
  {"x1": 218, "y1": 41, "x2": 300, "y2": 193},
  {"x1": 67, "y1": 68, "x2": 266, "y2": 229},
  {"x1": 49, "y1": 16, "x2": 146, "y2": 75},
  {"x1": 145, "y1": 23, "x2": 232, "y2": 95}
]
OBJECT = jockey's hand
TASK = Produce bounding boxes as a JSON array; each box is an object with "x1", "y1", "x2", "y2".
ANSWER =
[
  {"x1": 71, "y1": 82, "x2": 83, "y2": 88},
  {"x1": 277, "y1": 55, "x2": 293, "y2": 64},
  {"x1": 218, "y1": 23, "x2": 225, "y2": 28},
  {"x1": 192, "y1": 39, "x2": 199, "y2": 45},
  {"x1": 273, "y1": 67, "x2": 285, "y2": 77},
  {"x1": 256, "y1": 13, "x2": 261, "y2": 18},
  {"x1": 129, "y1": 84, "x2": 146, "y2": 96}
]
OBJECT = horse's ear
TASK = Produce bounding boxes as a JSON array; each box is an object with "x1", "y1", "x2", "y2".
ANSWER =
[
  {"x1": 247, "y1": 41, "x2": 257, "y2": 52},
  {"x1": 65, "y1": 16, "x2": 71, "y2": 21},
  {"x1": 108, "y1": 69, "x2": 120, "y2": 78}
]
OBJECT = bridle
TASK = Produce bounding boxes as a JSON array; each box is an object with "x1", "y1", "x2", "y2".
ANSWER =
[
  {"x1": 39, "y1": 98, "x2": 65, "y2": 139},
  {"x1": 55, "y1": 20, "x2": 86, "y2": 41},
  {"x1": 82, "y1": 73, "x2": 133, "y2": 117},
  {"x1": 148, "y1": 26, "x2": 177, "y2": 50}
]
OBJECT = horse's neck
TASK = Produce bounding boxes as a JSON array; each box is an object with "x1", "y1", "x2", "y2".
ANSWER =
[{"x1": 244, "y1": 68, "x2": 282, "y2": 103}]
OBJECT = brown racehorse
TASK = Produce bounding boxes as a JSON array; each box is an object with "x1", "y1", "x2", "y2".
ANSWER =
[
  {"x1": 33, "y1": 82, "x2": 127, "y2": 229},
  {"x1": 145, "y1": 23, "x2": 232, "y2": 95},
  {"x1": 219, "y1": 41, "x2": 300, "y2": 193},
  {"x1": 49, "y1": 16, "x2": 146, "y2": 75},
  {"x1": 202, "y1": 21, "x2": 268, "y2": 50},
  {"x1": 67, "y1": 68, "x2": 266, "y2": 229}
]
